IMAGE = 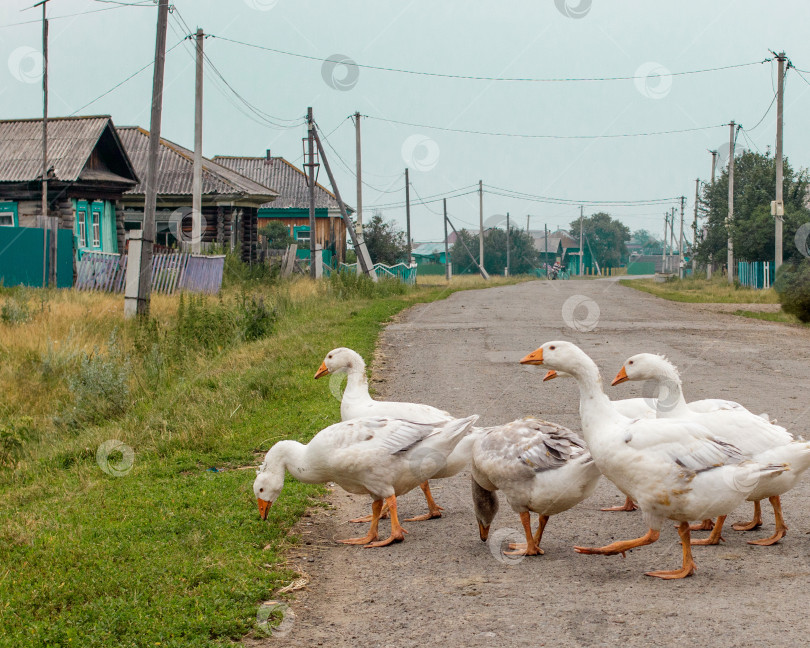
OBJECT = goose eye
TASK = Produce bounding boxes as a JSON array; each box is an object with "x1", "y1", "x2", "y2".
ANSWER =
[
  {"x1": 629, "y1": 361, "x2": 634, "y2": 365},
  {"x1": 259, "y1": 488, "x2": 264, "y2": 493},
  {"x1": 549, "y1": 345, "x2": 556, "y2": 350}
]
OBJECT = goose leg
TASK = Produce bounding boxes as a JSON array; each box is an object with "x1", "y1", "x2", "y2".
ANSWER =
[
  {"x1": 601, "y1": 496, "x2": 638, "y2": 512},
  {"x1": 404, "y1": 481, "x2": 444, "y2": 522},
  {"x1": 504, "y1": 511, "x2": 544, "y2": 556},
  {"x1": 732, "y1": 500, "x2": 763, "y2": 531},
  {"x1": 349, "y1": 501, "x2": 389, "y2": 524},
  {"x1": 508, "y1": 514, "x2": 549, "y2": 552},
  {"x1": 748, "y1": 496, "x2": 788, "y2": 546},
  {"x1": 690, "y1": 515, "x2": 726, "y2": 545},
  {"x1": 338, "y1": 499, "x2": 383, "y2": 545},
  {"x1": 574, "y1": 528, "x2": 660, "y2": 557},
  {"x1": 365, "y1": 495, "x2": 408, "y2": 548},
  {"x1": 689, "y1": 519, "x2": 715, "y2": 531},
  {"x1": 646, "y1": 522, "x2": 697, "y2": 580}
]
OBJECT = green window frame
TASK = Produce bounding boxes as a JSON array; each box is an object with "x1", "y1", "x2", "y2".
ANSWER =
[{"x1": 0, "y1": 201, "x2": 17, "y2": 227}]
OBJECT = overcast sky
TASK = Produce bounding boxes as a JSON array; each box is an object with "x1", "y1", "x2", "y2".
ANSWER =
[{"x1": 3, "y1": 0, "x2": 809, "y2": 242}]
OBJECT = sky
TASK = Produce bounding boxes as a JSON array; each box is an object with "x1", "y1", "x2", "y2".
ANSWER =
[{"x1": 2, "y1": 0, "x2": 809, "y2": 243}]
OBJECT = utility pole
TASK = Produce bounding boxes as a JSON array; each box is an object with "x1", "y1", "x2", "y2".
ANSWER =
[
  {"x1": 307, "y1": 107, "x2": 317, "y2": 279},
  {"x1": 710, "y1": 150, "x2": 717, "y2": 183},
  {"x1": 544, "y1": 223, "x2": 549, "y2": 279},
  {"x1": 36, "y1": 0, "x2": 51, "y2": 286},
  {"x1": 191, "y1": 27, "x2": 204, "y2": 254},
  {"x1": 678, "y1": 196, "x2": 685, "y2": 278},
  {"x1": 505, "y1": 212, "x2": 510, "y2": 276},
  {"x1": 708, "y1": 150, "x2": 717, "y2": 279},
  {"x1": 692, "y1": 178, "x2": 699, "y2": 273},
  {"x1": 404, "y1": 168, "x2": 411, "y2": 264},
  {"x1": 478, "y1": 180, "x2": 484, "y2": 268},
  {"x1": 443, "y1": 198, "x2": 450, "y2": 281},
  {"x1": 578, "y1": 206, "x2": 584, "y2": 276},
  {"x1": 774, "y1": 52, "x2": 786, "y2": 272},
  {"x1": 354, "y1": 111, "x2": 363, "y2": 237},
  {"x1": 526, "y1": 214, "x2": 530, "y2": 232},
  {"x1": 727, "y1": 121, "x2": 736, "y2": 284},
  {"x1": 662, "y1": 212, "x2": 668, "y2": 273},
  {"x1": 126, "y1": 0, "x2": 169, "y2": 317}
]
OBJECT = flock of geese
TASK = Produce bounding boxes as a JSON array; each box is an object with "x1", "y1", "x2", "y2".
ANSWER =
[{"x1": 253, "y1": 341, "x2": 810, "y2": 580}]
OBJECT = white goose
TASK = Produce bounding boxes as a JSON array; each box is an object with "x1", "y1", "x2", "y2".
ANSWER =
[
  {"x1": 521, "y1": 341, "x2": 786, "y2": 579},
  {"x1": 471, "y1": 418, "x2": 601, "y2": 556},
  {"x1": 316, "y1": 347, "x2": 477, "y2": 520},
  {"x1": 612, "y1": 353, "x2": 810, "y2": 546},
  {"x1": 253, "y1": 415, "x2": 478, "y2": 547}
]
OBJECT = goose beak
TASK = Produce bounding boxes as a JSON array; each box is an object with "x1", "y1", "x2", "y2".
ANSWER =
[
  {"x1": 478, "y1": 521, "x2": 490, "y2": 542},
  {"x1": 314, "y1": 362, "x2": 330, "y2": 379},
  {"x1": 611, "y1": 366, "x2": 629, "y2": 386},
  {"x1": 543, "y1": 370, "x2": 558, "y2": 382},
  {"x1": 257, "y1": 498, "x2": 272, "y2": 520},
  {"x1": 520, "y1": 348, "x2": 544, "y2": 365}
]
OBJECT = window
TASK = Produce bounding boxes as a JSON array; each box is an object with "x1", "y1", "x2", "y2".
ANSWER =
[
  {"x1": 0, "y1": 202, "x2": 16, "y2": 227},
  {"x1": 295, "y1": 227, "x2": 310, "y2": 245},
  {"x1": 77, "y1": 214, "x2": 86, "y2": 246},
  {"x1": 91, "y1": 210, "x2": 101, "y2": 248}
]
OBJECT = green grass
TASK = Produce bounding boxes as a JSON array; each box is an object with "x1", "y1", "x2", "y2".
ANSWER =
[
  {"x1": 733, "y1": 309, "x2": 809, "y2": 326},
  {"x1": 619, "y1": 276, "x2": 780, "y2": 304},
  {"x1": 0, "y1": 274, "x2": 509, "y2": 647}
]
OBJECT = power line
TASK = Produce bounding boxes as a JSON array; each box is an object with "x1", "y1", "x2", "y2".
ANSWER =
[
  {"x1": 483, "y1": 183, "x2": 681, "y2": 206},
  {"x1": 211, "y1": 34, "x2": 769, "y2": 84},
  {"x1": 2, "y1": 1, "x2": 152, "y2": 28},
  {"x1": 363, "y1": 114, "x2": 726, "y2": 140}
]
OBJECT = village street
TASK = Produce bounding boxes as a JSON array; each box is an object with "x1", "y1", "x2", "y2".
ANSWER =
[{"x1": 276, "y1": 279, "x2": 810, "y2": 648}]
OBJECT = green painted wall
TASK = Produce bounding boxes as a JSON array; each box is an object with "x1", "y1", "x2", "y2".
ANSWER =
[{"x1": 0, "y1": 227, "x2": 73, "y2": 288}]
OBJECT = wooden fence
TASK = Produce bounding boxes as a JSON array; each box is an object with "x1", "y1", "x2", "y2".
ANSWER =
[{"x1": 76, "y1": 251, "x2": 225, "y2": 294}]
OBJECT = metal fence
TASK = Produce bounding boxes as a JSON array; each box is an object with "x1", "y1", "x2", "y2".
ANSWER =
[
  {"x1": 337, "y1": 262, "x2": 418, "y2": 285},
  {"x1": 76, "y1": 251, "x2": 225, "y2": 294},
  {"x1": 737, "y1": 261, "x2": 774, "y2": 289}
]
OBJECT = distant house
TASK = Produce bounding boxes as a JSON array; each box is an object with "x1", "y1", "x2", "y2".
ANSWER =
[
  {"x1": 0, "y1": 115, "x2": 138, "y2": 256},
  {"x1": 411, "y1": 242, "x2": 448, "y2": 265},
  {"x1": 531, "y1": 228, "x2": 595, "y2": 274},
  {"x1": 117, "y1": 128, "x2": 278, "y2": 263},
  {"x1": 213, "y1": 154, "x2": 352, "y2": 262}
]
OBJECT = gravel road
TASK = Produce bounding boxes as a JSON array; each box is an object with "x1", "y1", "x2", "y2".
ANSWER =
[{"x1": 269, "y1": 278, "x2": 810, "y2": 648}]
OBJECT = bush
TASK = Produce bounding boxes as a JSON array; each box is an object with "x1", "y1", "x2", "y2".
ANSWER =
[
  {"x1": 0, "y1": 416, "x2": 33, "y2": 468},
  {"x1": 57, "y1": 331, "x2": 131, "y2": 429},
  {"x1": 775, "y1": 258, "x2": 810, "y2": 322},
  {"x1": 1, "y1": 290, "x2": 31, "y2": 325}
]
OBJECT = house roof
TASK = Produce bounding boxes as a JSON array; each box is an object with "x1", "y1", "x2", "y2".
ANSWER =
[
  {"x1": 213, "y1": 155, "x2": 351, "y2": 212},
  {"x1": 0, "y1": 115, "x2": 137, "y2": 184},
  {"x1": 530, "y1": 229, "x2": 579, "y2": 252},
  {"x1": 117, "y1": 127, "x2": 278, "y2": 202},
  {"x1": 412, "y1": 242, "x2": 447, "y2": 257}
]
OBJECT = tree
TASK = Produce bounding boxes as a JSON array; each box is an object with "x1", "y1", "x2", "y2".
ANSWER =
[
  {"x1": 695, "y1": 150, "x2": 810, "y2": 265},
  {"x1": 632, "y1": 229, "x2": 662, "y2": 253},
  {"x1": 450, "y1": 226, "x2": 540, "y2": 275},
  {"x1": 569, "y1": 212, "x2": 631, "y2": 269},
  {"x1": 259, "y1": 221, "x2": 294, "y2": 249},
  {"x1": 362, "y1": 211, "x2": 407, "y2": 265}
]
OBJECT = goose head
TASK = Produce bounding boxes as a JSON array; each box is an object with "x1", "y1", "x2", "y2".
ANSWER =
[
  {"x1": 612, "y1": 353, "x2": 678, "y2": 386},
  {"x1": 471, "y1": 477, "x2": 498, "y2": 541},
  {"x1": 253, "y1": 446, "x2": 289, "y2": 520},
  {"x1": 520, "y1": 340, "x2": 593, "y2": 377},
  {"x1": 314, "y1": 347, "x2": 366, "y2": 379}
]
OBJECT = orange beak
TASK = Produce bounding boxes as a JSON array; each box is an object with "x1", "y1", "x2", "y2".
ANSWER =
[
  {"x1": 520, "y1": 348, "x2": 544, "y2": 365},
  {"x1": 543, "y1": 370, "x2": 558, "y2": 382},
  {"x1": 478, "y1": 521, "x2": 490, "y2": 542},
  {"x1": 611, "y1": 366, "x2": 629, "y2": 386},
  {"x1": 314, "y1": 361, "x2": 330, "y2": 379},
  {"x1": 257, "y1": 498, "x2": 272, "y2": 520}
]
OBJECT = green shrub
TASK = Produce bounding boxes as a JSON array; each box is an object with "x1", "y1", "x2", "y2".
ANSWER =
[
  {"x1": 775, "y1": 258, "x2": 810, "y2": 322},
  {"x1": 0, "y1": 416, "x2": 33, "y2": 468},
  {"x1": 236, "y1": 291, "x2": 277, "y2": 341},
  {"x1": 327, "y1": 270, "x2": 409, "y2": 299},
  {"x1": 57, "y1": 331, "x2": 131, "y2": 429},
  {"x1": 1, "y1": 290, "x2": 31, "y2": 325}
]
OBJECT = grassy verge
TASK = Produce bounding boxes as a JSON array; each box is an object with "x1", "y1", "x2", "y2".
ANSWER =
[
  {"x1": 619, "y1": 276, "x2": 780, "y2": 304},
  {"x1": 0, "y1": 272, "x2": 527, "y2": 647},
  {"x1": 733, "y1": 309, "x2": 809, "y2": 326}
]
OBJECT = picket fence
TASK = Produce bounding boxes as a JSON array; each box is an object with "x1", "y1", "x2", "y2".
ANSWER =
[
  {"x1": 76, "y1": 251, "x2": 225, "y2": 294},
  {"x1": 336, "y1": 262, "x2": 418, "y2": 284},
  {"x1": 737, "y1": 261, "x2": 774, "y2": 290}
]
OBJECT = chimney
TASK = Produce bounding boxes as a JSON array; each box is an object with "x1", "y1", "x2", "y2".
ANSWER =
[{"x1": 264, "y1": 149, "x2": 272, "y2": 164}]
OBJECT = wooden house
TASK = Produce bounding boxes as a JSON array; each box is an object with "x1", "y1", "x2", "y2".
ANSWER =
[
  {"x1": 213, "y1": 154, "x2": 352, "y2": 263},
  {"x1": 0, "y1": 115, "x2": 138, "y2": 255},
  {"x1": 117, "y1": 128, "x2": 278, "y2": 264}
]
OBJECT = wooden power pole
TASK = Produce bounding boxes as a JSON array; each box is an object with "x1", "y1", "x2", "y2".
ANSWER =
[
  {"x1": 126, "y1": 0, "x2": 169, "y2": 317},
  {"x1": 727, "y1": 121, "x2": 736, "y2": 284},
  {"x1": 191, "y1": 27, "x2": 204, "y2": 254},
  {"x1": 774, "y1": 52, "x2": 786, "y2": 273},
  {"x1": 478, "y1": 180, "x2": 484, "y2": 268},
  {"x1": 692, "y1": 178, "x2": 699, "y2": 273},
  {"x1": 405, "y1": 168, "x2": 411, "y2": 264},
  {"x1": 678, "y1": 196, "x2": 685, "y2": 278},
  {"x1": 662, "y1": 211, "x2": 668, "y2": 273},
  {"x1": 443, "y1": 198, "x2": 450, "y2": 281},
  {"x1": 307, "y1": 107, "x2": 317, "y2": 278},
  {"x1": 505, "y1": 212, "x2": 510, "y2": 276},
  {"x1": 578, "y1": 205, "x2": 584, "y2": 275},
  {"x1": 39, "y1": 0, "x2": 51, "y2": 286},
  {"x1": 354, "y1": 112, "x2": 362, "y2": 238}
]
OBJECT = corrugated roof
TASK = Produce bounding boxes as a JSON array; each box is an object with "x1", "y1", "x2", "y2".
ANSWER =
[
  {"x1": 213, "y1": 156, "x2": 350, "y2": 211},
  {"x1": 117, "y1": 127, "x2": 278, "y2": 200},
  {"x1": 412, "y1": 242, "x2": 446, "y2": 256},
  {"x1": 0, "y1": 115, "x2": 133, "y2": 183}
]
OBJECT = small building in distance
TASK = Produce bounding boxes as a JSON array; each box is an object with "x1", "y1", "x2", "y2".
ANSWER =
[
  {"x1": 213, "y1": 153, "x2": 352, "y2": 263},
  {"x1": 117, "y1": 127, "x2": 278, "y2": 264},
  {"x1": 0, "y1": 115, "x2": 138, "y2": 255}
]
